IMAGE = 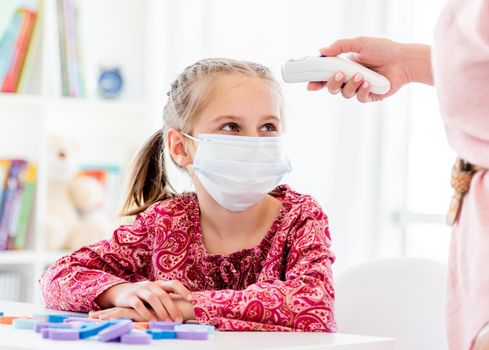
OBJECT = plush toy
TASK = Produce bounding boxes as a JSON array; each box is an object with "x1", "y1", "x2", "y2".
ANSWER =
[{"x1": 44, "y1": 135, "x2": 110, "y2": 251}]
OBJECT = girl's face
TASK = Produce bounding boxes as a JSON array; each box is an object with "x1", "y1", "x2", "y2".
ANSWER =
[
  {"x1": 167, "y1": 75, "x2": 283, "y2": 168},
  {"x1": 191, "y1": 75, "x2": 282, "y2": 138}
]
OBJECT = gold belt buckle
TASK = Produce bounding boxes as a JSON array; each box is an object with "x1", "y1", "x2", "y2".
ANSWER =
[{"x1": 446, "y1": 158, "x2": 477, "y2": 226}]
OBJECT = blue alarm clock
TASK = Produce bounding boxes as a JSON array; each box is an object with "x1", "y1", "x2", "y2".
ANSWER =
[{"x1": 98, "y1": 68, "x2": 124, "y2": 99}]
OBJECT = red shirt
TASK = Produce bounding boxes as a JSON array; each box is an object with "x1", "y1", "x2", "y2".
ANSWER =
[{"x1": 39, "y1": 185, "x2": 336, "y2": 331}]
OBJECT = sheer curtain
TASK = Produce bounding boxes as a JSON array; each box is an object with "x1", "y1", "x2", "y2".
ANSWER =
[{"x1": 144, "y1": 0, "x2": 450, "y2": 270}]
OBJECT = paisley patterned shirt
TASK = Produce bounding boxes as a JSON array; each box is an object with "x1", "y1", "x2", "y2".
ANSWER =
[{"x1": 39, "y1": 185, "x2": 336, "y2": 332}]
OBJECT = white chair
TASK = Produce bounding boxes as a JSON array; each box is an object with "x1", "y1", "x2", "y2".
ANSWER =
[{"x1": 334, "y1": 257, "x2": 448, "y2": 350}]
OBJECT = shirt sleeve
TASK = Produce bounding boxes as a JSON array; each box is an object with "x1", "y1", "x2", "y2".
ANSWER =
[
  {"x1": 39, "y1": 213, "x2": 154, "y2": 312},
  {"x1": 192, "y1": 209, "x2": 336, "y2": 332}
]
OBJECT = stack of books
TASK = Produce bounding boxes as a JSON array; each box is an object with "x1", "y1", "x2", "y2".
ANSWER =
[
  {"x1": 57, "y1": 0, "x2": 85, "y2": 97},
  {"x1": 0, "y1": 1, "x2": 40, "y2": 93},
  {"x1": 0, "y1": 160, "x2": 36, "y2": 250}
]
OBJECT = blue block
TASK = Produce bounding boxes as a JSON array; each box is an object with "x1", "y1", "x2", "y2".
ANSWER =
[
  {"x1": 146, "y1": 329, "x2": 176, "y2": 339},
  {"x1": 0, "y1": 312, "x2": 3, "y2": 317},
  {"x1": 79, "y1": 321, "x2": 115, "y2": 339},
  {"x1": 47, "y1": 314, "x2": 72, "y2": 323}
]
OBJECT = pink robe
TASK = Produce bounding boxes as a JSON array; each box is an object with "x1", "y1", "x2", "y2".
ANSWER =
[
  {"x1": 433, "y1": 0, "x2": 489, "y2": 348},
  {"x1": 39, "y1": 185, "x2": 336, "y2": 332}
]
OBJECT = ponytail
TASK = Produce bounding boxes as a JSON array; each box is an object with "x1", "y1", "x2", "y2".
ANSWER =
[{"x1": 122, "y1": 130, "x2": 174, "y2": 216}]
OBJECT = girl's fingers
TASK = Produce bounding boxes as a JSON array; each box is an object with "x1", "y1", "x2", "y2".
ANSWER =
[
  {"x1": 341, "y1": 73, "x2": 364, "y2": 99},
  {"x1": 137, "y1": 288, "x2": 170, "y2": 322},
  {"x1": 89, "y1": 308, "x2": 113, "y2": 319},
  {"x1": 128, "y1": 295, "x2": 157, "y2": 322},
  {"x1": 149, "y1": 286, "x2": 183, "y2": 323},
  {"x1": 157, "y1": 280, "x2": 193, "y2": 302},
  {"x1": 326, "y1": 72, "x2": 345, "y2": 95}
]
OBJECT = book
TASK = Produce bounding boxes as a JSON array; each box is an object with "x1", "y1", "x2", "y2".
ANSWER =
[
  {"x1": 0, "y1": 10, "x2": 23, "y2": 87},
  {"x1": 1, "y1": 8, "x2": 37, "y2": 92},
  {"x1": 0, "y1": 160, "x2": 12, "y2": 222},
  {"x1": 0, "y1": 159, "x2": 27, "y2": 250},
  {"x1": 12, "y1": 164, "x2": 36, "y2": 249},
  {"x1": 57, "y1": 0, "x2": 85, "y2": 97},
  {"x1": 17, "y1": 0, "x2": 42, "y2": 93}
]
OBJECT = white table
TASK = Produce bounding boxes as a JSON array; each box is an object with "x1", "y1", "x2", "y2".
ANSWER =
[{"x1": 0, "y1": 301, "x2": 396, "y2": 350}]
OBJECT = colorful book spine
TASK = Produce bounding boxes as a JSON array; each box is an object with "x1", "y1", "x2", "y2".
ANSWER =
[
  {"x1": 1, "y1": 8, "x2": 37, "y2": 93},
  {"x1": 12, "y1": 164, "x2": 36, "y2": 250},
  {"x1": 0, "y1": 160, "x2": 27, "y2": 250},
  {"x1": 57, "y1": 0, "x2": 85, "y2": 97},
  {"x1": 56, "y1": 0, "x2": 69, "y2": 96},
  {"x1": 0, "y1": 160, "x2": 11, "y2": 223},
  {"x1": 0, "y1": 11, "x2": 23, "y2": 88},
  {"x1": 6, "y1": 161, "x2": 28, "y2": 249},
  {"x1": 17, "y1": 0, "x2": 43, "y2": 93}
]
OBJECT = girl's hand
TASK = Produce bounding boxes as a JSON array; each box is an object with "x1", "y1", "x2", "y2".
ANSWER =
[
  {"x1": 95, "y1": 280, "x2": 194, "y2": 322},
  {"x1": 89, "y1": 306, "x2": 150, "y2": 322},
  {"x1": 307, "y1": 36, "x2": 433, "y2": 103}
]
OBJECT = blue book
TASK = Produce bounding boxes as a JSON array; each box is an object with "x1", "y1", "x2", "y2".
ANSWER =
[
  {"x1": 0, "y1": 160, "x2": 26, "y2": 250},
  {"x1": 0, "y1": 10, "x2": 23, "y2": 87}
]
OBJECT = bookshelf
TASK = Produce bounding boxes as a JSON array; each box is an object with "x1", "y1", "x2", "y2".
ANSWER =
[{"x1": 0, "y1": 0, "x2": 157, "y2": 303}]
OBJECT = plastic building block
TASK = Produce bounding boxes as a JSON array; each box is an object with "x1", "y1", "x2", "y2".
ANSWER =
[
  {"x1": 49, "y1": 329, "x2": 80, "y2": 341},
  {"x1": 120, "y1": 332, "x2": 152, "y2": 345},
  {"x1": 12, "y1": 318, "x2": 38, "y2": 330},
  {"x1": 174, "y1": 324, "x2": 215, "y2": 334},
  {"x1": 176, "y1": 330, "x2": 209, "y2": 340},
  {"x1": 98, "y1": 320, "x2": 133, "y2": 342},
  {"x1": 78, "y1": 320, "x2": 114, "y2": 339},
  {"x1": 146, "y1": 329, "x2": 177, "y2": 339}
]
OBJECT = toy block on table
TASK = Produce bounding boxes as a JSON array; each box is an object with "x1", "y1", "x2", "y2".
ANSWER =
[
  {"x1": 98, "y1": 319, "x2": 133, "y2": 342},
  {"x1": 121, "y1": 332, "x2": 152, "y2": 345},
  {"x1": 146, "y1": 329, "x2": 176, "y2": 339},
  {"x1": 49, "y1": 328, "x2": 80, "y2": 341}
]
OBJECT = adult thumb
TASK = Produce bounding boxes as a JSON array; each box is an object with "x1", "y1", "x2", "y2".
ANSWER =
[{"x1": 319, "y1": 37, "x2": 364, "y2": 57}]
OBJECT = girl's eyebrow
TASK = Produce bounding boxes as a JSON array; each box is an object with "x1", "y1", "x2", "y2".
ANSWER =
[{"x1": 213, "y1": 115, "x2": 280, "y2": 123}]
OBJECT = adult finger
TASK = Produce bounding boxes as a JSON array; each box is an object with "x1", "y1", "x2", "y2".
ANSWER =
[
  {"x1": 326, "y1": 72, "x2": 345, "y2": 94},
  {"x1": 320, "y1": 37, "x2": 365, "y2": 57},
  {"x1": 149, "y1": 286, "x2": 183, "y2": 322},
  {"x1": 341, "y1": 73, "x2": 364, "y2": 99}
]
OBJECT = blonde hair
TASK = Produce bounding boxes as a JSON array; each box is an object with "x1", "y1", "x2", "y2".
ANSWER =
[{"x1": 123, "y1": 58, "x2": 284, "y2": 216}]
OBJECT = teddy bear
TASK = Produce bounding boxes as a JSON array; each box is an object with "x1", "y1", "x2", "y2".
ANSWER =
[{"x1": 44, "y1": 135, "x2": 111, "y2": 251}]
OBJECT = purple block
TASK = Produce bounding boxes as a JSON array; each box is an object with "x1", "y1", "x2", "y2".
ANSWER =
[
  {"x1": 176, "y1": 330, "x2": 209, "y2": 340},
  {"x1": 121, "y1": 332, "x2": 152, "y2": 345},
  {"x1": 98, "y1": 320, "x2": 133, "y2": 342},
  {"x1": 148, "y1": 321, "x2": 180, "y2": 330},
  {"x1": 35, "y1": 322, "x2": 72, "y2": 333},
  {"x1": 41, "y1": 329, "x2": 50, "y2": 339},
  {"x1": 49, "y1": 329, "x2": 80, "y2": 341}
]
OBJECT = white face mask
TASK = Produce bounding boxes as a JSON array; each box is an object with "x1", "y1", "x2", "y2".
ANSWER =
[{"x1": 183, "y1": 133, "x2": 292, "y2": 212}]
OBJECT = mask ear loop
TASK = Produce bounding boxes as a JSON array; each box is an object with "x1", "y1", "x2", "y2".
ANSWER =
[
  {"x1": 181, "y1": 132, "x2": 199, "y2": 142},
  {"x1": 180, "y1": 131, "x2": 199, "y2": 173}
]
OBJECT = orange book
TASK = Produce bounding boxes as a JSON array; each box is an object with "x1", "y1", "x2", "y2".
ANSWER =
[{"x1": 1, "y1": 8, "x2": 37, "y2": 93}]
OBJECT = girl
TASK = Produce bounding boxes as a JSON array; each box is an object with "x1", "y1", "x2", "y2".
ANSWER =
[{"x1": 40, "y1": 58, "x2": 336, "y2": 332}]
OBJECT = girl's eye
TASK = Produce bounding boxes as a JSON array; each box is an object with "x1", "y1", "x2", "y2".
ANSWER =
[
  {"x1": 260, "y1": 123, "x2": 277, "y2": 132},
  {"x1": 220, "y1": 123, "x2": 240, "y2": 132}
]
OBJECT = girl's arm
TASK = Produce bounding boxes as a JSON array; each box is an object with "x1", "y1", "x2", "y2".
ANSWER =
[
  {"x1": 192, "y1": 209, "x2": 336, "y2": 332},
  {"x1": 39, "y1": 213, "x2": 153, "y2": 312}
]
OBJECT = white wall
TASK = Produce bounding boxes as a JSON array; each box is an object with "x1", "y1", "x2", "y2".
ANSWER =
[{"x1": 145, "y1": 0, "x2": 448, "y2": 270}]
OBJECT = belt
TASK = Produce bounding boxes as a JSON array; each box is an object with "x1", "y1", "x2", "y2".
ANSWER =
[{"x1": 447, "y1": 158, "x2": 486, "y2": 225}]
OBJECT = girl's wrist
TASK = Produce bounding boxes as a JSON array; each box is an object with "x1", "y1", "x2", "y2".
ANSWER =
[
  {"x1": 95, "y1": 282, "x2": 128, "y2": 309},
  {"x1": 401, "y1": 43, "x2": 433, "y2": 86}
]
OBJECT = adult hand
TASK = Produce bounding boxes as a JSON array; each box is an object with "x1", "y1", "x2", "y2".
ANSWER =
[{"x1": 307, "y1": 36, "x2": 432, "y2": 102}]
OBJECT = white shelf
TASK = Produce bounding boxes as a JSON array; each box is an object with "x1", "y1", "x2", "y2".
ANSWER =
[
  {"x1": 0, "y1": 251, "x2": 37, "y2": 265},
  {"x1": 0, "y1": 0, "x2": 154, "y2": 304}
]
